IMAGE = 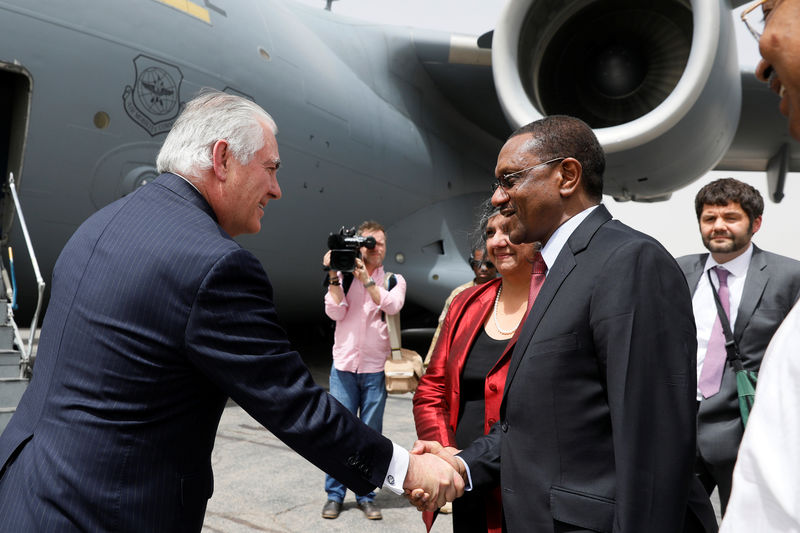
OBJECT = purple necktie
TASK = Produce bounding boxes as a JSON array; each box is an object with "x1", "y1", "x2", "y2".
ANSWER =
[{"x1": 698, "y1": 267, "x2": 730, "y2": 398}]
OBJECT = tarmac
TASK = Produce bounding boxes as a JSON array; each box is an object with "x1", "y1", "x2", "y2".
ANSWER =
[
  {"x1": 201, "y1": 322, "x2": 453, "y2": 533},
  {"x1": 201, "y1": 348, "x2": 722, "y2": 533},
  {"x1": 202, "y1": 393, "x2": 448, "y2": 533},
  {"x1": 15, "y1": 329, "x2": 721, "y2": 532}
]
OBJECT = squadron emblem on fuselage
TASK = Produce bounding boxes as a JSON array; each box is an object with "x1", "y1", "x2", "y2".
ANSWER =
[{"x1": 123, "y1": 54, "x2": 184, "y2": 136}]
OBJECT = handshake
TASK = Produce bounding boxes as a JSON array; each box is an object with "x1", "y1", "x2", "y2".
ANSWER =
[{"x1": 403, "y1": 440, "x2": 466, "y2": 511}]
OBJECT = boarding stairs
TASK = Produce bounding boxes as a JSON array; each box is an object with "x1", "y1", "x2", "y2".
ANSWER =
[
  {"x1": 0, "y1": 172, "x2": 44, "y2": 433},
  {"x1": 0, "y1": 303, "x2": 27, "y2": 432}
]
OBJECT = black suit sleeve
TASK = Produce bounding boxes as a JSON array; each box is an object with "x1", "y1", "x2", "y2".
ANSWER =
[
  {"x1": 184, "y1": 248, "x2": 393, "y2": 493},
  {"x1": 457, "y1": 420, "x2": 502, "y2": 488}
]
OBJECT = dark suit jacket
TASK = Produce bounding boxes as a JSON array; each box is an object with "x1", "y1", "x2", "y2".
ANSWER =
[
  {"x1": 0, "y1": 173, "x2": 392, "y2": 532},
  {"x1": 677, "y1": 246, "x2": 800, "y2": 465},
  {"x1": 460, "y1": 205, "x2": 709, "y2": 533}
]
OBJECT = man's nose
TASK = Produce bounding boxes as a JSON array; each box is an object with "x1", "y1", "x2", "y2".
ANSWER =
[
  {"x1": 269, "y1": 177, "x2": 282, "y2": 199},
  {"x1": 755, "y1": 58, "x2": 773, "y2": 83},
  {"x1": 492, "y1": 188, "x2": 509, "y2": 207}
]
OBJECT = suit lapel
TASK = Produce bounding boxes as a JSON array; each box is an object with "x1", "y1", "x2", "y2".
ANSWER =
[
  {"x1": 734, "y1": 246, "x2": 768, "y2": 341},
  {"x1": 684, "y1": 255, "x2": 707, "y2": 293},
  {"x1": 503, "y1": 205, "x2": 611, "y2": 394}
]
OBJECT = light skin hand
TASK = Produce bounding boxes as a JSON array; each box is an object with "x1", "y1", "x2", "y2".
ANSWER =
[
  {"x1": 322, "y1": 251, "x2": 344, "y2": 303},
  {"x1": 403, "y1": 451, "x2": 465, "y2": 512},
  {"x1": 353, "y1": 258, "x2": 369, "y2": 284},
  {"x1": 353, "y1": 258, "x2": 382, "y2": 304},
  {"x1": 406, "y1": 441, "x2": 466, "y2": 510},
  {"x1": 410, "y1": 440, "x2": 464, "y2": 475}
]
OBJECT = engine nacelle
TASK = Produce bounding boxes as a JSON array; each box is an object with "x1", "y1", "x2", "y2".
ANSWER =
[{"x1": 492, "y1": 0, "x2": 741, "y2": 200}]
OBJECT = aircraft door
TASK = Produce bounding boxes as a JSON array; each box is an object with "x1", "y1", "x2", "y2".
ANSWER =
[{"x1": 0, "y1": 62, "x2": 31, "y2": 246}]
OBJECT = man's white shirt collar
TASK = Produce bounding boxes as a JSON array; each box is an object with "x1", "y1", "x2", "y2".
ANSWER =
[
  {"x1": 703, "y1": 243, "x2": 753, "y2": 280},
  {"x1": 540, "y1": 205, "x2": 600, "y2": 271},
  {"x1": 173, "y1": 172, "x2": 202, "y2": 195}
]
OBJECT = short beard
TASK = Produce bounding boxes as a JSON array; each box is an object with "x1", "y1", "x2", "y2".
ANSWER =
[{"x1": 702, "y1": 232, "x2": 751, "y2": 255}]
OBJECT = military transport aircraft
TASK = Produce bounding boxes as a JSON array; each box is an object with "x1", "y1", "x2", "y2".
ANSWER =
[{"x1": 0, "y1": 0, "x2": 797, "y2": 328}]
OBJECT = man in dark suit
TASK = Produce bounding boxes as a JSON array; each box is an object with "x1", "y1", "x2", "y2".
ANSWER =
[
  {"x1": 414, "y1": 115, "x2": 716, "y2": 532},
  {"x1": 676, "y1": 177, "x2": 800, "y2": 512},
  {"x1": 0, "y1": 90, "x2": 461, "y2": 531}
]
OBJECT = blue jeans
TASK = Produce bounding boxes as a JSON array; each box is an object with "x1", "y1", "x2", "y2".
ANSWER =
[{"x1": 325, "y1": 365, "x2": 387, "y2": 503}]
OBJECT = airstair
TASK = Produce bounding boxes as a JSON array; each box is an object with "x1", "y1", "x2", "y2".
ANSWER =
[
  {"x1": 0, "y1": 63, "x2": 40, "y2": 433},
  {"x1": 0, "y1": 172, "x2": 44, "y2": 433},
  {"x1": 0, "y1": 306, "x2": 28, "y2": 432}
]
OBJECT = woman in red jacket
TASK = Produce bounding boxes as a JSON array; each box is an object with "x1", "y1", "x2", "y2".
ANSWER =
[{"x1": 413, "y1": 202, "x2": 538, "y2": 533}]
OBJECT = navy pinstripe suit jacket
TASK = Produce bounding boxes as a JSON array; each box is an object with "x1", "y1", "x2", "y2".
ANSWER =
[{"x1": 0, "y1": 173, "x2": 392, "y2": 532}]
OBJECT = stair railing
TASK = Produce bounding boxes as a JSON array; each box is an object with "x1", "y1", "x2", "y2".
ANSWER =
[{"x1": 7, "y1": 172, "x2": 45, "y2": 374}]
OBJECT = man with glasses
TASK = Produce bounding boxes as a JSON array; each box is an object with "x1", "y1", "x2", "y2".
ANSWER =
[
  {"x1": 414, "y1": 115, "x2": 717, "y2": 532},
  {"x1": 720, "y1": 2, "x2": 800, "y2": 530},
  {"x1": 423, "y1": 245, "x2": 497, "y2": 368}
]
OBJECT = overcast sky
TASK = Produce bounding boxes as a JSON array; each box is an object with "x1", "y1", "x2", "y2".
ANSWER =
[{"x1": 292, "y1": 0, "x2": 797, "y2": 260}]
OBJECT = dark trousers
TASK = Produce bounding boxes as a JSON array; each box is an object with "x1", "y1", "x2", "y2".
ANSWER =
[{"x1": 695, "y1": 453, "x2": 735, "y2": 514}]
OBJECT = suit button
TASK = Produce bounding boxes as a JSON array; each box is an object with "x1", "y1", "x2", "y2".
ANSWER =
[
  {"x1": 488, "y1": 418, "x2": 496, "y2": 426},
  {"x1": 501, "y1": 422, "x2": 508, "y2": 432},
  {"x1": 488, "y1": 383, "x2": 497, "y2": 392},
  {"x1": 347, "y1": 456, "x2": 358, "y2": 466}
]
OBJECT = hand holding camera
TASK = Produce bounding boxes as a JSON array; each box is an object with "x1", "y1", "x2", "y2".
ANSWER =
[{"x1": 327, "y1": 227, "x2": 376, "y2": 272}]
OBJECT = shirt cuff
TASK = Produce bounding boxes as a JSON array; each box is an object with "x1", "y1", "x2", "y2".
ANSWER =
[
  {"x1": 382, "y1": 442, "x2": 409, "y2": 495},
  {"x1": 455, "y1": 455, "x2": 474, "y2": 491}
]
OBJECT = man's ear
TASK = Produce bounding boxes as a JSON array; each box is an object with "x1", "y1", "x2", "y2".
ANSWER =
[
  {"x1": 211, "y1": 139, "x2": 230, "y2": 181},
  {"x1": 558, "y1": 158, "x2": 582, "y2": 197},
  {"x1": 751, "y1": 215, "x2": 763, "y2": 235}
]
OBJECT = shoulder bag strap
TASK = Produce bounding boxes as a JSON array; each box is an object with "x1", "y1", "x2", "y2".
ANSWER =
[{"x1": 383, "y1": 272, "x2": 402, "y2": 360}]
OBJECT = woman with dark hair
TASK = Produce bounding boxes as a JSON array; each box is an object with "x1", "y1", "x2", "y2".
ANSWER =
[{"x1": 413, "y1": 200, "x2": 539, "y2": 533}]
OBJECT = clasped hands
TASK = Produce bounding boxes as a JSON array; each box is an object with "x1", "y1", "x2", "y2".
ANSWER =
[{"x1": 403, "y1": 440, "x2": 466, "y2": 511}]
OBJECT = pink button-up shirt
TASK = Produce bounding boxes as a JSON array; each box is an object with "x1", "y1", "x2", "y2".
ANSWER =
[{"x1": 324, "y1": 266, "x2": 406, "y2": 373}]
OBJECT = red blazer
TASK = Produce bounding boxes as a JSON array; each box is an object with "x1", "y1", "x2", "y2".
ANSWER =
[{"x1": 413, "y1": 277, "x2": 525, "y2": 533}]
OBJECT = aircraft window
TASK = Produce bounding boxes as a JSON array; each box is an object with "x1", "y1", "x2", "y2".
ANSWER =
[{"x1": 93, "y1": 112, "x2": 110, "y2": 130}]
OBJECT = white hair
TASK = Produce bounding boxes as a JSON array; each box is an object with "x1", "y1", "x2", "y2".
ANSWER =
[{"x1": 156, "y1": 89, "x2": 278, "y2": 177}]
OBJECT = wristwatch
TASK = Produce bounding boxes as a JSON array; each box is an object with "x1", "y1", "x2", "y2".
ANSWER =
[{"x1": 364, "y1": 278, "x2": 376, "y2": 288}]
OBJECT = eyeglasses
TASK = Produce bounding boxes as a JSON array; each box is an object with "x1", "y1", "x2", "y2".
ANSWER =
[
  {"x1": 491, "y1": 157, "x2": 566, "y2": 193},
  {"x1": 741, "y1": 0, "x2": 769, "y2": 42},
  {"x1": 469, "y1": 258, "x2": 495, "y2": 270}
]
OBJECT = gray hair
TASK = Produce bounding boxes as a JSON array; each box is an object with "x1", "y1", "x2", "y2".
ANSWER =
[
  {"x1": 469, "y1": 198, "x2": 502, "y2": 257},
  {"x1": 156, "y1": 89, "x2": 278, "y2": 176}
]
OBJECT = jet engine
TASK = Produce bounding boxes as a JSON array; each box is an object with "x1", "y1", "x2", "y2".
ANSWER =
[{"x1": 491, "y1": 0, "x2": 741, "y2": 200}]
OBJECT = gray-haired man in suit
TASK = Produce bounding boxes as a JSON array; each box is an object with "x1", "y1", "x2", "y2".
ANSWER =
[
  {"x1": 677, "y1": 177, "x2": 800, "y2": 513},
  {"x1": 0, "y1": 90, "x2": 461, "y2": 532}
]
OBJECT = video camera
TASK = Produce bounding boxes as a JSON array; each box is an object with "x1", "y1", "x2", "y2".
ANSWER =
[{"x1": 327, "y1": 227, "x2": 376, "y2": 272}]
